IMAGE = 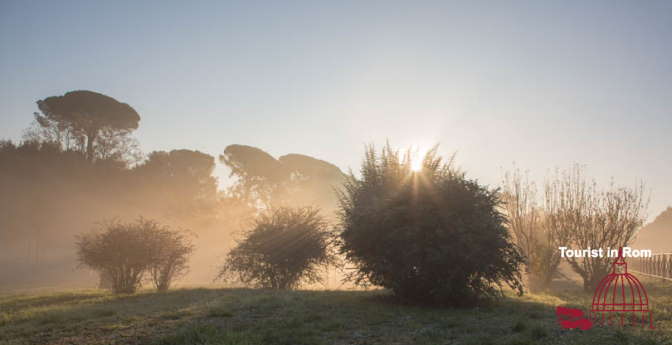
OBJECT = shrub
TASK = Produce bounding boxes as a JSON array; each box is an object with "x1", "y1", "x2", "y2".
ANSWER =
[
  {"x1": 337, "y1": 144, "x2": 524, "y2": 306},
  {"x1": 218, "y1": 207, "x2": 334, "y2": 289},
  {"x1": 148, "y1": 227, "x2": 195, "y2": 291},
  {"x1": 76, "y1": 218, "x2": 193, "y2": 293}
]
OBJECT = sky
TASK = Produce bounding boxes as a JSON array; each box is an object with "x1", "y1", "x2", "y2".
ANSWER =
[{"x1": 1, "y1": 1, "x2": 671, "y2": 219}]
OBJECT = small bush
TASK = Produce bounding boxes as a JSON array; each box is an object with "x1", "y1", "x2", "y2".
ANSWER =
[
  {"x1": 218, "y1": 207, "x2": 335, "y2": 289},
  {"x1": 76, "y1": 218, "x2": 193, "y2": 293},
  {"x1": 148, "y1": 228, "x2": 195, "y2": 291}
]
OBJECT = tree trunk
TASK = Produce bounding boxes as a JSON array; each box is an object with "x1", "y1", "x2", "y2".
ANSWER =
[{"x1": 86, "y1": 130, "x2": 97, "y2": 161}]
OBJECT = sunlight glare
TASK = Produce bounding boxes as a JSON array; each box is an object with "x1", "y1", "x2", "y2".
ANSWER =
[{"x1": 411, "y1": 153, "x2": 423, "y2": 172}]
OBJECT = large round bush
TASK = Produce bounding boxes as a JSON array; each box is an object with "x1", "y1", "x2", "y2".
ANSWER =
[{"x1": 338, "y1": 145, "x2": 523, "y2": 306}]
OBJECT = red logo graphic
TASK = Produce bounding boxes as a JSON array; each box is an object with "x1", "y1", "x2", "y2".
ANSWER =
[
  {"x1": 556, "y1": 306, "x2": 593, "y2": 330},
  {"x1": 556, "y1": 247, "x2": 654, "y2": 330},
  {"x1": 590, "y1": 247, "x2": 654, "y2": 328}
]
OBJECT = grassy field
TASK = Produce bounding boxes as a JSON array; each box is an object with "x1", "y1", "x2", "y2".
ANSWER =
[{"x1": 1, "y1": 278, "x2": 670, "y2": 345}]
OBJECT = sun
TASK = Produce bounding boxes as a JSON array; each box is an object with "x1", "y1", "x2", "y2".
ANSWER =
[{"x1": 411, "y1": 154, "x2": 423, "y2": 172}]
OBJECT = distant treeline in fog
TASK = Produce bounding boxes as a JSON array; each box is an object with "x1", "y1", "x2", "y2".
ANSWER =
[
  {"x1": 0, "y1": 91, "x2": 345, "y2": 289},
  {"x1": 634, "y1": 207, "x2": 672, "y2": 253}
]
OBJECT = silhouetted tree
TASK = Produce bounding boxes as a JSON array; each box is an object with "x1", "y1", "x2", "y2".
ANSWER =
[
  {"x1": 23, "y1": 112, "x2": 84, "y2": 152},
  {"x1": 220, "y1": 144, "x2": 345, "y2": 211},
  {"x1": 0, "y1": 139, "x2": 130, "y2": 285},
  {"x1": 217, "y1": 207, "x2": 335, "y2": 289},
  {"x1": 338, "y1": 144, "x2": 524, "y2": 306},
  {"x1": 133, "y1": 149, "x2": 218, "y2": 219},
  {"x1": 279, "y1": 153, "x2": 346, "y2": 212},
  {"x1": 220, "y1": 144, "x2": 291, "y2": 208},
  {"x1": 0, "y1": 137, "x2": 228, "y2": 288},
  {"x1": 34, "y1": 90, "x2": 140, "y2": 161}
]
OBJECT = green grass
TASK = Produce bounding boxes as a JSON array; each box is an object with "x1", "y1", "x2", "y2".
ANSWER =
[{"x1": 0, "y1": 279, "x2": 670, "y2": 345}]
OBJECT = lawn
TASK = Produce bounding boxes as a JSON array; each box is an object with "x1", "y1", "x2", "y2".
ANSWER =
[{"x1": 0, "y1": 278, "x2": 670, "y2": 345}]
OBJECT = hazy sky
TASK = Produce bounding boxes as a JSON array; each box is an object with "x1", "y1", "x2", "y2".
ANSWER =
[{"x1": 1, "y1": 1, "x2": 671, "y2": 218}]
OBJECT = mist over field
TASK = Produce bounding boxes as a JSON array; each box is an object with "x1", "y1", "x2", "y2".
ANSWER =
[{"x1": 0, "y1": 141, "x2": 346, "y2": 289}]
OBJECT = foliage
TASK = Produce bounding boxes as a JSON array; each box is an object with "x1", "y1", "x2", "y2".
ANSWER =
[
  {"x1": 218, "y1": 207, "x2": 335, "y2": 289},
  {"x1": 33, "y1": 90, "x2": 140, "y2": 161},
  {"x1": 0, "y1": 140, "x2": 131, "y2": 287},
  {"x1": 76, "y1": 218, "x2": 193, "y2": 293},
  {"x1": 148, "y1": 227, "x2": 195, "y2": 291},
  {"x1": 220, "y1": 144, "x2": 290, "y2": 208},
  {"x1": 133, "y1": 149, "x2": 218, "y2": 220},
  {"x1": 278, "y1": 153, "x2": 347, "y2": 212},
  {"x1": 338, "y1": 144, "x2": 524, "y2": 306},
  {"x1": 220, "y1": 144, "x2": 345, "y2": 211},
  {"x1": 0, "y1": 139, "x2": 253, "y2": 289}
]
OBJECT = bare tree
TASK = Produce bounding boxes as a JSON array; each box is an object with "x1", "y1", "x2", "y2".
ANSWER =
[
  {"x1": 503, "y1": 165, "x2": 647, "y2": 292},
  {"x1": 502, "y1": 168, "x2": 564, "y2": 292},
  {"x1": 544, "y1": 165, "x2": 647, "y2": 291}
]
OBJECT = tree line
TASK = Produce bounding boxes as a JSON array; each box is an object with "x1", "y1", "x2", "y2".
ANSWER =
[
  {"x1": 0, "y1": 90, "x2": 344, "y2": 288},
  {"x1": 1, "y1": 89, "x2": 649, "y2": 307}
]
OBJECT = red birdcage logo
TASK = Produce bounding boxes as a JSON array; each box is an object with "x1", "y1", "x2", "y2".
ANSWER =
[{"x1": 590, "y1": 247, "x2": 654, "y2": 328}]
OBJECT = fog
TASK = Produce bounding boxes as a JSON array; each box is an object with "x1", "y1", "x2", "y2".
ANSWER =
[
  {"x1": 1, "y1": 105, "x2": 670, "y2": 292},
  {"x1": 0, "y1": 138, "x2": 345, "y2": 290}
]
